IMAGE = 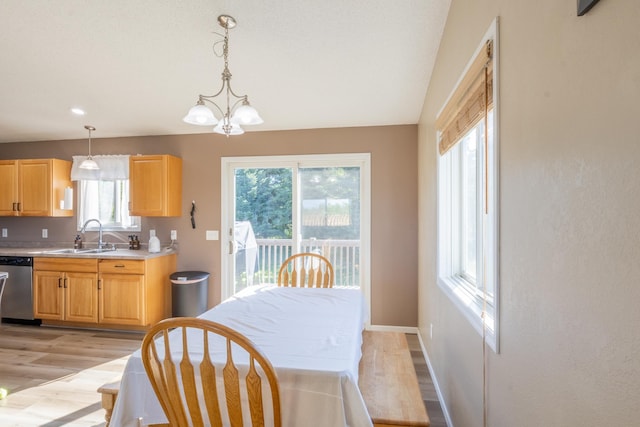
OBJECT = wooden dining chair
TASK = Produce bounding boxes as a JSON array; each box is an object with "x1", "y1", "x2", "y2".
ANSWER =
[
  {"x1": 277, "y1": 252, "x2": 334, "y2": 288},
  {"x1": 140, "y1": 317, "x2": 281, "y2": 427}
]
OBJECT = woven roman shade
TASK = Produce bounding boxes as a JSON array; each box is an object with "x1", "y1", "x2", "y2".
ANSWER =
[{"x1": 436, "y1": 40, "x2": 494, "y2": 155}]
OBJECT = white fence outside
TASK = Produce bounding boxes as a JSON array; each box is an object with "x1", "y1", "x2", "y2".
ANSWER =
[{"x1": 252, "y1": 238, "x2": 360, "y2": 287}]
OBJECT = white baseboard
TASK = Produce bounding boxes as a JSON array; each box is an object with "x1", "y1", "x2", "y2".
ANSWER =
[
  {"x1": 366, "y1": 324, "x2": 420, "y2": 334},
  {"x1": 417, "y1": 332, "x2": 454, "y2": 427}
]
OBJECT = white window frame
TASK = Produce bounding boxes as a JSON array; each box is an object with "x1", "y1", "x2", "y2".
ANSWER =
[
  {"x1": 76, "y1": 179, "x2": 141, "y2": 232},
  {"x1": 437, "y1": 19, "x2": 500, "y2": 352}
]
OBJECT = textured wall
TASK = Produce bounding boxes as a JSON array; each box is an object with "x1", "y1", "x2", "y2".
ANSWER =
[
  {"x1": 0, "y1": 125, "x2": 418, "y2": 327},
  {"x1": 419, "y1": 0, "x2": 640, "y2": 426}
]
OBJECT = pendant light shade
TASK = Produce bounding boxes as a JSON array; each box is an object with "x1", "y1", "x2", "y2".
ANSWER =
[
  {"x1": 183, "y1": 102, "x2": 218, "y2": 126},
  {"x1": 79, "y1": 157, "x2": 99, "y2": 170},
  {"x1": 231, "y1": 103, "x2": 263, "y2": 125},
  {"x1": 213, "y1": 120, "x2": 245, "y2": 135},
  {"x1": 79, "y1": 125, "x2": 99, "y2": 170}
]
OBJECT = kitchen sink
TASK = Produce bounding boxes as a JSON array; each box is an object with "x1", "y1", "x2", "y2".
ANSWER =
[
  {"x1": 86, "y1": 248, "x2": 117, "y2": 253},
  {"x1": 43, "y1": 248, "x2": 93, "y2": 254},
  {"x1": 43, "y1": 248, "x2": 117, "y2": 254}
]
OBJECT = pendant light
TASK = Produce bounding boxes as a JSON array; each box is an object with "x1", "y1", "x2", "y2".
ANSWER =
[
  {"x1": 183, "y1": 15, "x2": 262, "y2": 137},
  {"x1": 79, "y1": 125, "x2": 99, "y2": 170}
]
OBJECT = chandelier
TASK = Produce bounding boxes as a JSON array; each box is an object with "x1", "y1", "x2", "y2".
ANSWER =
[{"x1": 183, "y1": 15, "x2": 262, "y2": 137}]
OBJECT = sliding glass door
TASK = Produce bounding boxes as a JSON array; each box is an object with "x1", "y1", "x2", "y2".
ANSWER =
[{"x1": 221, "y1": 154, "x2": 370, "y2": 300}]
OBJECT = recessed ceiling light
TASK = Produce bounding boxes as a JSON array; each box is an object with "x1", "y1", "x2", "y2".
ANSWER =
[{"x1": 71, "y1": 107, "x2": 86, "y2": 116}]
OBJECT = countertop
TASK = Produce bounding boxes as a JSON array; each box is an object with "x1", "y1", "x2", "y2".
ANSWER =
[{"x1": 0, "y1": 246, "x2": 177, "y2": 260}]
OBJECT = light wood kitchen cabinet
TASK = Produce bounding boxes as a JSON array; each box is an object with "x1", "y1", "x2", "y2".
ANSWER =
[
  {"x1": 129, "y1": 155, "x2": 182, "y2": 217},
  {"x1": 34, "y1": 253, "x2": 176, "y2": 330},
  {"x1": 33, "y1": 258, "x2": 99, "y2": 323},
  {"x1": 0, "y1": 159, "x2": 73, "y2": 217},
  {"x1": 98, "y1": 259, "x2": 145, "y2": 326}
]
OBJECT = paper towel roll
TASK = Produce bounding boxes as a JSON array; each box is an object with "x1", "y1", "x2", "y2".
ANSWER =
[{"x1": 63, "y1": 187, "x2": 73, "y2": 210}]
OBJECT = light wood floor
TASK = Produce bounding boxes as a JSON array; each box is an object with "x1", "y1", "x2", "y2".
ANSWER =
[
  {"x1": 0, "y1": 322, "x2": 143, "y2": 427},
  {"x1": 406, "y1": 334, "x2": 447, "y2": 427},
  {"x1": 0, "y1": 323, "x2": 447, "y2": 427}
]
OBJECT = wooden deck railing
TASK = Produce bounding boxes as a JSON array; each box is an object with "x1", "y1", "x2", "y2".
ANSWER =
[{"x1": 252, "y1": 238, "x2": 360, "y2": 287}]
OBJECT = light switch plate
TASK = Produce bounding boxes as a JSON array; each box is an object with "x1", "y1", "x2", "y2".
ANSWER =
[
  {"x1": 42, "y1": 228, "x2": 48, "y2": 238},
  {"x1": 1, "y1": 228, "x2": 7, "y2": 238},
  {"x1": 206, "y1": 230, "x2": 219, "y2": 240}
]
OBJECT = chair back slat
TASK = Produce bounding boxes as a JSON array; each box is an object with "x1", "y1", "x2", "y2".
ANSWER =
[
  {"x1": 141, "y1": 318, "x2": 281, "y2": 427},
  {"x1": 200, "y1": 331, "x2": 223, "y2": 425},
  {"x1": 223, "y1": 339, "x2": 243, "y2": 427},
  {"x1": 247, "y1": 358, "x2": 266, "y2": 427},
  {"x1": 179, "y1": 328, "x2": 204, "y2": 427},
  {"x1": 313, "y1": 268, "x2": 322, "y2": 287},
  {"x1": 308, "y1": 265, "x2": 318, "y2": 287},
  {"x1": 161, "y1": 330, "x2": 189, "y2": 425},
  {"x1": 283, "y1": 270, "x2": 290, "y2": 287},
  {"x1": 277, "y1": 253, "x2": 335, "y2": 288},
  {"x1": 148, "y1": 344, "x2": 181, "y2": 424}
]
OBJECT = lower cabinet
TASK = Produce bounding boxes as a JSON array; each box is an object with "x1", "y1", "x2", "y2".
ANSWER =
[
  {"x1": 33, "y1": 254, "x2": 176, "y2": 330},
  {"x1": 98, "y1": 259, "x2": 145, "y2": 326},
  {"x1": 34, "y1": 258, "x2": 98, "y2": 322}
]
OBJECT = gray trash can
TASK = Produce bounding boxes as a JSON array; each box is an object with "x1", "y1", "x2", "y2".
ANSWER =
[{"x1": 170, "y1": 271, "x2": 209, "y2": 317}]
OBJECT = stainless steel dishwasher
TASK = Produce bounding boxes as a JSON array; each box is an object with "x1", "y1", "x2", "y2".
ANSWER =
[{"x1": 0, "y1": 256, "x2": 34, "y2": 321}]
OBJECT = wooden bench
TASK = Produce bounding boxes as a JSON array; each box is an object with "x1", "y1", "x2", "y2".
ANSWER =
[
  {"x1": 99, "y1": 330, "x2": 430, "y2": 427},
  {"x1": 97, "y1": 380, "x2": 120, "y2": 427},
  {"x1": 358, "y1": 331, "x2": 430, "y2": 427}
]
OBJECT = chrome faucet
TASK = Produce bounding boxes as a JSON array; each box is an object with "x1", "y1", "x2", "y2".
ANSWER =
[{"x1": 80, "y1": 218, "x2": 105, "y2": 249}]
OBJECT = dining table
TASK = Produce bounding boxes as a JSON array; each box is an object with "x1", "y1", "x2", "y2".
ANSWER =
[{"x1": 109, "y1": 284, "x2": 372, "y2": 427}]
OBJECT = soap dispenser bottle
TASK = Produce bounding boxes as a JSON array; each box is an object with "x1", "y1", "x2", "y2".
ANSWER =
[{"x1": 148, "y1": 230, "x2": 161, "y2": 253}]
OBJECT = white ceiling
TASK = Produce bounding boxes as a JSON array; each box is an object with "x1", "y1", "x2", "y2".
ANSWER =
[{"x1": 0, "y1": 0, "x2": 451, "y2": 143}]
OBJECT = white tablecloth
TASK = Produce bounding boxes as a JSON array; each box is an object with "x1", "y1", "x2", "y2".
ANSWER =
[{"x1": 109, "y1": 285, "x2": 372, "y2": 427}]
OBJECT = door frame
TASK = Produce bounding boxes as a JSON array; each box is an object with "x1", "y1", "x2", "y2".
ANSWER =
[{"x1": 221, "y1": 154, "x2": 371, "y2": 324}]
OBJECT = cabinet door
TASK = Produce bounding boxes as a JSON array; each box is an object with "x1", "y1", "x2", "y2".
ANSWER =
[
  {"x1": 33, "y1": 271, "x2": 64, "y2": 320},
  {"x1": 99, "y1": 273, "x2": 145, "y2": 325},
  {"x1": 65, "y1": 272, "x2": 99, "y2": 323},
  {"x1": 0, "y1": 160, "x2": 18, "y2": 216},
  {"x1": 129, "y1": 155, "x2": 182, "y2": 216},
  {"x1": 19, "y1": 159, "x2": 52, "y2": 216},
  {"x1": 129, "y1": 156, "x2": 166, "y2": 216}
]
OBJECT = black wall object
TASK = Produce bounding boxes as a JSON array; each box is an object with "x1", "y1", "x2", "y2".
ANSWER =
[{"x1": 578, "y1": 0, "x2": 601, "y2": 16}]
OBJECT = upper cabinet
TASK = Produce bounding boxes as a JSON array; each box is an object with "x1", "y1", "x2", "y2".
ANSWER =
[
  {"x1": 0, "y1": 159, "x2": 73, "y2": 217},
  {"x1": 129, "y1": 155, "x2": 182, "y2": 217}
]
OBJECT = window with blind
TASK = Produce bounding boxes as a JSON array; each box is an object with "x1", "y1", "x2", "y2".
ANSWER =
[{"x1": 436, "y1": 19, "x2": 499, "y2": 352}]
